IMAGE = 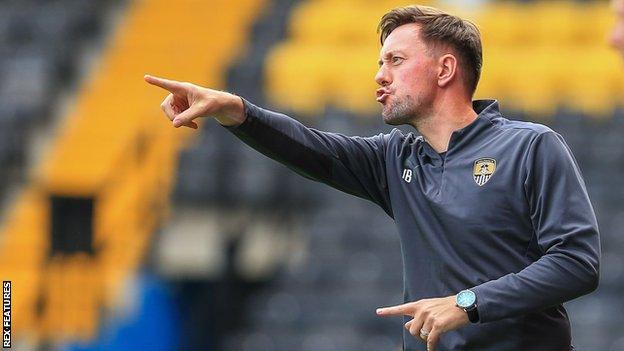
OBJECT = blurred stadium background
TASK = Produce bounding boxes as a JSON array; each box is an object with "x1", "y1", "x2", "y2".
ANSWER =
[{"x1": 0, "y1": 0, "x2": 622, "y2": 350}]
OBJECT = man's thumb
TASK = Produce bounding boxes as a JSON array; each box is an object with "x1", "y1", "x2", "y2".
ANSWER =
[{"x1": 173, "y1": 104, "x2": 203, "y2": 128}]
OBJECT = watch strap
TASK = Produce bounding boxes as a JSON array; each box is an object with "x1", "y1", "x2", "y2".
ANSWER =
[{"x1": 465, "y1": 305, "x2": 479, "y2": 323}]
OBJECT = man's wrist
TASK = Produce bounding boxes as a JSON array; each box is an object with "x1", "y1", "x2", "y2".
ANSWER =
[
  {"x1": 215, "y1": 93, "x2": 246, "y2": 127},
  {"x1": 456, "y1": 289, "x2": 480, "y2": 323}
]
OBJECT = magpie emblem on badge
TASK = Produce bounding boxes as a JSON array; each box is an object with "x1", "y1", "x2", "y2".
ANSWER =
[{"x1": 473, "y1": 158, "x2": 496, "y2": 186}]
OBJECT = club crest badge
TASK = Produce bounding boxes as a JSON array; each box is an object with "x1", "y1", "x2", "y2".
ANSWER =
[{"x1": 473, "y1": 158, "x2": 496, "y2": 186}]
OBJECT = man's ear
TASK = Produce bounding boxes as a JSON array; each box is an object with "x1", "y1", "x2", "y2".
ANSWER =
[{"x1": 438, "y1": 54, "x2": 457, "y2": 88}]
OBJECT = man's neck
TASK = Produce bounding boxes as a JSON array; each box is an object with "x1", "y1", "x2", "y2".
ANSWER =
[{"x1": 412, "y1": 97, "x2": 478, "y2": 154}]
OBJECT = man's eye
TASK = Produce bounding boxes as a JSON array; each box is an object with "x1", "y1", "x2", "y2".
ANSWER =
[{"x1": 392, "y1": 57, "x2": 404, "y2": 64}]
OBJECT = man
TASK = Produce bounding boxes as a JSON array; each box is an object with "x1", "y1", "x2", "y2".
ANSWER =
[
  {"x1": 610, "y1": 0, "x2": 624, "y2": 55},
  {"x1": 145, "y1": 5, "x2": 600, "y2": 351}
]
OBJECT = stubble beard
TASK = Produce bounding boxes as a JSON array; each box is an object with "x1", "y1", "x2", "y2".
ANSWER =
[{"x1": 382, "y1": 94, "x2": 429, "y2": 126}]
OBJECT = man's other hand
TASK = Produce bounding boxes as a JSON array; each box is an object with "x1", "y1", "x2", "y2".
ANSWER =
[
  {"x1": 376, "y1": 295, "x2": 470, "y2": 351},
  {"x1": 144, "y1": 74, "x2": 245, "y2": 129}
]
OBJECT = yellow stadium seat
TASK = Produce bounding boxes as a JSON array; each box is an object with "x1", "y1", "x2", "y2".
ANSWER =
[
  {"x1": 269, "y1": 0, "x2": 624, "y2": 117},
  {"x1": 0, "y1": 0, "x2": 265, "y2": 345}
]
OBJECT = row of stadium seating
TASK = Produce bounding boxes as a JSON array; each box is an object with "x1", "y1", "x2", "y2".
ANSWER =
[
  {"x1": 289, "y1": 1, "x2": 612, "y2": 47},
  {"x1": 0, "y1": 0, "x2": 113, "y2": 200},
  {"x1": 0, "y1": 1, "x2": 116, "y2": 344},
  {"x1": 0, "y1": 0, "x2": 265, "y2": 345},
  {"x1": 266, "y1": 0, "x2": 622, "y2": 116}
]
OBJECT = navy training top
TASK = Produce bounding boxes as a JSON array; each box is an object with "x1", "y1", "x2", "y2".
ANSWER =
[{"x1": 222, "y1": 98, "x2": 600, "y2": 351}]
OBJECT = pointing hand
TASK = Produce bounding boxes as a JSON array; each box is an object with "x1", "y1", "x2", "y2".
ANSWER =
[
  {"x1": 144, "y1": 74, "x2": 245, "y2": 129},
  {"x1": 377, "y1": 295, "x2": 469, "y2": 351}
]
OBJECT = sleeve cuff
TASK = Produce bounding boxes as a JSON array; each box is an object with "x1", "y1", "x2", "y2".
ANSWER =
[
  {"x1": 470, "y1": 284, "x2": 491, "y2": 324},
  {"x1": 220, "y1": 97, "x2": 256, "y2": 132}
]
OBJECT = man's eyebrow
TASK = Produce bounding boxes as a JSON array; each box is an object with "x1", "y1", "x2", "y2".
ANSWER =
[{"x1": 378, "y1": 50, "x2": 404, "y2": 66}]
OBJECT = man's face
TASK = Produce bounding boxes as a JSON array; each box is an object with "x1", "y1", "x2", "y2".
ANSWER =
[
  {"x1": 375, "y1": 23, "x2": 438, "y2": 125},
  {"x1": 610, "y1": 0, "x2": 624, "y2": 56}
]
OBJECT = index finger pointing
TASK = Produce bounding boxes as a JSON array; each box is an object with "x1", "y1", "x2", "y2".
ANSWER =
[
  {"x1": 376, "y1": 303, "x2": 413, "y2": 317},
  {"x1": 144, "y1": 74, "x2": 186, "y2": 93}
]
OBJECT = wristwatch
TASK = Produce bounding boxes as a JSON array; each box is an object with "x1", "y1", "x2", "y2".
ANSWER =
[{"x1": 456, "y1": 289, "x2": 479, "y2": 323}]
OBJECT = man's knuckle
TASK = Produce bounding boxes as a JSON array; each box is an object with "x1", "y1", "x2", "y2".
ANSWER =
[
  {"x1": 197, "y1": 100, "x2": 210, "y2": 111},
  {"x1": 433, "y1": 320, "x2": 444, "y2": 329}
]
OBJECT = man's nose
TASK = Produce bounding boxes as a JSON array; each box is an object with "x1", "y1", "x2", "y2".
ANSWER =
[{"x1": 375, "y1": 65, "x2": 391, "y2": 86}]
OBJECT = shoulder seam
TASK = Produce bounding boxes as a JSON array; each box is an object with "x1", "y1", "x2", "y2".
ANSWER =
[{"x1": 491, "y1": 121, "x2": 554, "y2": 137}]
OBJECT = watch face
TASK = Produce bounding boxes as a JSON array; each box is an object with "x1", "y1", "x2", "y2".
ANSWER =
[{"x1": 456, "y1": 290, "x2": 476, "y2": 308}]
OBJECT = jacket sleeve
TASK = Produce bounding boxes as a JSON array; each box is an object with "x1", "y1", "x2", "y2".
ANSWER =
[
  {"x1": 221, "y1": 98, "x2": 394, "y2": 218},
  {"x1": 471, "y1": 131, "x2": 600, "y2": 323}
]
